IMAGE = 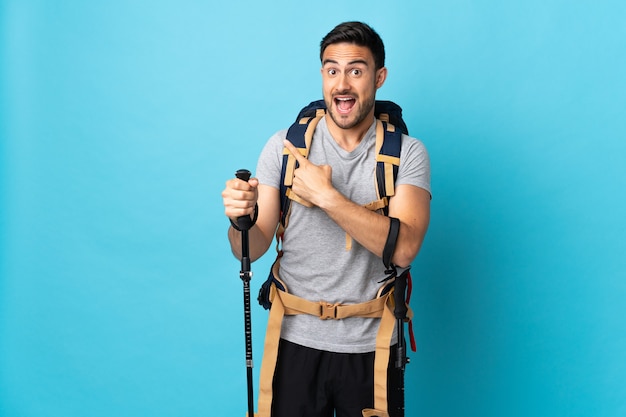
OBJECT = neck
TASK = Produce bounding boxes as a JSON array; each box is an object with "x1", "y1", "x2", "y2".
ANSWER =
[{"x1": 326, "y1": 115, "x2": 375, "y2": 152}]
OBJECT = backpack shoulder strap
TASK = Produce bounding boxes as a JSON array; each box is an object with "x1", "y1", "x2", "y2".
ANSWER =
[
  {"x1": 374, "y1": 119, "x2": 403, "y2": 216},
  {"x1": 277, "y1": 102, "x2": 325, "y2": 241}
]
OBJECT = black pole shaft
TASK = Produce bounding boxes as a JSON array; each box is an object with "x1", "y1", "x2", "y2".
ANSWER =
[
  {"x1": 242, "y1": 251, "x2": 254, "y2": 416},
  {"x1": 235, "y1": 169, "x2": 255, "y2": 417},
  {"x1": 395, "y1": 318, "x2": 406, "y2": 416}
]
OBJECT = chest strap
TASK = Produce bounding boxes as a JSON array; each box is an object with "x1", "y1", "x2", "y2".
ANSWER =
[{"x1": 254, "y1": 261, "x2": 412, "y2": 417}]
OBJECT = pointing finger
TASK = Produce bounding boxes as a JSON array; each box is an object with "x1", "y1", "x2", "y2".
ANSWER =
[{"x1": 283, "y1": 139, "x2": 308, "y2": 165}]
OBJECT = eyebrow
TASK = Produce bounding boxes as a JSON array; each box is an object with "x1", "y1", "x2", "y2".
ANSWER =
[{"x1": 322, "y1": 59, "x2": 369, "y2": 67}]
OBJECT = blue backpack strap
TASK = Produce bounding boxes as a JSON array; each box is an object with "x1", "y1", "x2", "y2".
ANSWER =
[
  {"x1": 374, "y1": 120, "x2": 403, "y2": 216},
  {"x1": 279, "y1": 103, "x2": 325, "y2": 232},
  {"x1": 258, "y1": 102, "x2": 326, "y2": 311},
  {"x1": 374, "y1": 100, "x2": 406, "y2": 216}
]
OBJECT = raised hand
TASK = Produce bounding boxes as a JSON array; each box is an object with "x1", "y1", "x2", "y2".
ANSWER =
[{"x1": 283, "y1": 139, "x2": 334, "y2": 208}]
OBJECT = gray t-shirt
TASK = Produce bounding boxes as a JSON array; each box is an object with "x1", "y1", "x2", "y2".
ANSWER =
[{"x1": 256, "y1": 116, "x2": 431, "y2": 353}]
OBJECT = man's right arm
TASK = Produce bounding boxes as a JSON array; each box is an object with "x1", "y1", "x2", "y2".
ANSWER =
[{"x1": 223, "y1": 182, "x2": 280, "y2": 262}]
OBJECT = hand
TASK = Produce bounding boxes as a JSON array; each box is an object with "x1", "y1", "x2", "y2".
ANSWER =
[
  {"x1": 222, "y1": 175, "x2": 259, "y2": 221},
  {"x1": 283, "y1": 139, "x2": 334, "y2": 207}
]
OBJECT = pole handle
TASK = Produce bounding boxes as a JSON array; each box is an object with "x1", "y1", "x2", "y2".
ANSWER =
[
  {"x1": 235, "y1": 169, "x2": 251, "y2": 182},
  {"x1": 234, "y1": 169, "x2": 255, "y2": 231}
]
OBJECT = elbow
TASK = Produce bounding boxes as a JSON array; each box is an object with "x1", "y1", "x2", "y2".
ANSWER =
[
  {"x1": 391, "y1": 225, "x2": 428, "y2": 267},
  {"x1": 391, "y1": 243, "x2": 420, "y2": 268}
]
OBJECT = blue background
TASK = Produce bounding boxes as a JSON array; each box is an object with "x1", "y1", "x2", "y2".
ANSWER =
[{"x1": 1, "y1": 1, "x2": 625, "y2": 416}]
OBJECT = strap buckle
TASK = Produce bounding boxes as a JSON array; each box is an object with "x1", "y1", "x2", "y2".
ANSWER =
[{"x1": 319, "y1": 302, "x2": 339, "y2": 320}]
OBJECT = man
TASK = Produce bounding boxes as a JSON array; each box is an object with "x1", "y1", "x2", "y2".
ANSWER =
[{"x1": 222, "y1": 21, "x2": 431, "y2": 417}]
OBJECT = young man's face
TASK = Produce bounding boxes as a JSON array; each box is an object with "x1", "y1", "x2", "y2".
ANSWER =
[{"x1": 321, "y1": 42, "x2": 387, "y2": 132}]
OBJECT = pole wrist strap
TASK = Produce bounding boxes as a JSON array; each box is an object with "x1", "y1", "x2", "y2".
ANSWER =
[{"x1": 230, "y1": 203, "x2": 259, "y2": 231}]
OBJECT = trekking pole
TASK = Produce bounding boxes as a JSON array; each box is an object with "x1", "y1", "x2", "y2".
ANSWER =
[
  {"x1": 393, "y1": 268, "x2": 410, "y2": 416},
  {"x1": 234, "y1": 169, "x2": 256, "y2": 417}
]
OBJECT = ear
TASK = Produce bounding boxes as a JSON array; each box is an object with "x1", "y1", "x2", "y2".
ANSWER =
[{"x1": 375, "y1": 67, "x2": 388, "y2": 89}]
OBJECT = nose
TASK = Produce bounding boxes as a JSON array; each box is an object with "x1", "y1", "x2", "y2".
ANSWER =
[{"x1": 335, "y1": 73, "x2": 351, "y2": 93}]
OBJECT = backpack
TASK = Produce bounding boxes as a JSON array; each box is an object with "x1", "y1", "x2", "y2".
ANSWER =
[
  {"x1": 258, "y1": 99, "x2": 414, "y2": 339},
  {"x1": 253, "y1": 100, "x2": 415, "y2": 417}
]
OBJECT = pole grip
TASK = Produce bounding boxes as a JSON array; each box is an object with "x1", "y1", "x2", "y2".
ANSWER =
[
  {"x1": 234, "y1": 169, "x2": 255, "y2": 231},
  {"x1": 235, "y1": 169, "x2": 251, "y2": 182}
]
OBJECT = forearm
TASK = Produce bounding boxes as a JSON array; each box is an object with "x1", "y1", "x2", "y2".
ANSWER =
[
  {"x1": 317, "y1": 186, "x2": 430, "y2": 267},
  {"x1": 227, "y1": 223, "x2": 273, "y2": 262}
]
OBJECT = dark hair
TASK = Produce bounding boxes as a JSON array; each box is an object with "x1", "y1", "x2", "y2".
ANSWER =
[{"x1": 320, "y1": 21, "x2": 385, "y2": 70}]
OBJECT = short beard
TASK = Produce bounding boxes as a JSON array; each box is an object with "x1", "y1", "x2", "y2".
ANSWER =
[{"x1": 325, "y1": 95, "x2": 375, "y2": 130}]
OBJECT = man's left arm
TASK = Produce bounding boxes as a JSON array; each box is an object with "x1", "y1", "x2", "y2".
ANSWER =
[
  {"x1": 385, "y1": 183, "x2": 431, "y2": 266},
  {"x1": 320, "y1": 183, "x2": 430, "y2": 267}
]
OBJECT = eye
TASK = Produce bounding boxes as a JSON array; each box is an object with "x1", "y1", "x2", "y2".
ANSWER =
[
  {"x1": 327, "y1": 68, "x2": 337, "y2": 76},
  {"x1": 350, "y1": 68, "x2": 362, "y2": 77}
]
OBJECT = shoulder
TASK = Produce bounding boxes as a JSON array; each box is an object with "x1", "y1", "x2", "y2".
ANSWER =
[
  {"x1": 397, "y1": 134, "x2": 431, "y2": 194},
  {"x1": 269, "y1": 128, "x2": 290, "y2": 145},
  {"x1": 401, "y1": 134, "x2": 428, "y2": 156},
  {"x1": 400, "y1": 134, "x2": 430, "y2": 166},
  {"x1": 259, "y1": 129, "x2": 289, "y2": 156},
  {"x1": 256, "y1": 129, "x2": 289, "y2": 188}
]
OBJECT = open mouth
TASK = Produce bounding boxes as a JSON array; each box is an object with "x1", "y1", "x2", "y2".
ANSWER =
[{"x1": 335, "y1": 97, "x2": 356, "y2": 114}]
